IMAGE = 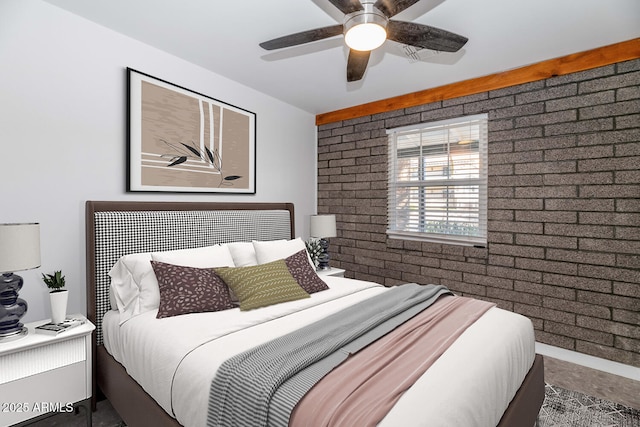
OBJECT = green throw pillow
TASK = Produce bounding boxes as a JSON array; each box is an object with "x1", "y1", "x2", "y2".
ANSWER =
[{"x1": 215, "y1": 259, "x2": 309, "y2": 310}]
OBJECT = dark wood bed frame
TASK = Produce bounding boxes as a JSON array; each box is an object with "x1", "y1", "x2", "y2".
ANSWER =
[{"x1": 85, "y1": 200, "x2": 544, "y2": 427}]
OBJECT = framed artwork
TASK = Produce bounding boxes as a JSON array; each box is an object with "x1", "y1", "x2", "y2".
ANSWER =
[{"x1": 127, "y1": 68, "x2": 256, "y2": 193}]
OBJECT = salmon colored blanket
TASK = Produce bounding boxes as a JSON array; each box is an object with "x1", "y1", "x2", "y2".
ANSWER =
[{"x1": 289, "y1": 295, "x2": 495, "y2": 427}]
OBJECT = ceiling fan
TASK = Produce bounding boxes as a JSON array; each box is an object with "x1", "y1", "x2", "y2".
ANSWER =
[{"x1": 259, "y1": 0, "x2": 468, "y2": 82}]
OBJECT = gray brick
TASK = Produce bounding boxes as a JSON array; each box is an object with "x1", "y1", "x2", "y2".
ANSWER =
[
  {"x1": 490, "y1": 126, "x2": 544, "y2": 142},
  {"x1": 384, "y1": 113, "x2": 421, "y2": 129},
  {"x1": 463, "y1": 96, "x2": 515, "y2": 114},
  {"x1": 515, "y1": 110, "x2": 577, "y2": 128},
  {"x1": 579, "y1": 212, "x2": 640, "y2": 226},
  {"x1": 579, "y1": 238, "x2": 640, "y2": 255},
  {"x1": 515, "y1": 258, "x2": 577, "y2": 275},
  {"x1": 544, "y1": 144, "x2": 614, "y2": 161},
  {"x1": 343, "y1": 115, "x2": 372, "y2": 126},
  {"x1": 543, "y1": 273, "x2": 611, "y2": 293},
  {"x1": 545, "y1": 118, "x2": 614, "y2": 136},
  {"x1": 545, "y1": 199, "x2": 614, "y2": 212},
  {"x1": 489, "y1": 174, "x2": 544, "y2": 187},
  {"x1": 578, "y1": 156, "x2": 640, "y2": 172},
  {"x1": 491, "y1": 243, "x2": 545, "y2": 259},
  {"x1": 543, "y1": 172, "x2": 613, "y2": 185},
  {"x1": 490, "y1": 198, "x2": 543, "y2": 210},
  {"x1": 515, "y1": 210, "x2": 577, "y2": 223},
  {"x1": 545, "y1": 321, "x2": 613, "y2": 346},
  {"x1": 579, "y1": 71, "x2": 640, "y2": 94},
  {"x1": 578, "y1": 265, "x2": 640, "y2": 284},
  {"x1": 616, "y1": 114, "x2": 640, "y2": 129},
  {"x1": 617, "y1": 59, "x2": 640, "y2": 73},
  {"x1": 545, "y1": 223, "x2": 614, "y2": 238},
  {"x1": 420, "y1": 106, "x2": 465, "y2": 122},
  {"x1": 615, "y1": 142, "x2": 640, "y2": 157},
  {"x1": 546, "y1": 91, "x2": 615, "y2": 112},
  {"x1": 515, "y1": 303, "x2": 575, "y2": 325},
  {"x1": 515, "y1": 186, "x2": 577, "y2": 199},
  {"x1": 543, "y1": 296, "x2": 611, "y2": 319},
  {"x1": 613, "y1": 281, "x2": 640, "y2": 298},
  {"x1": 515, "y1": 161, "x2": 576, "y2": 175},
  {"x1": 515, "y1": 84, "x2": 578, "y2": 104},
  {"x1": 547, "y1": 248, "x2": 616, "y2": 266},
  {"x1": 616, "y1": 86, "x2": 640, "y2": 101},
  {"x1": 580, "y1": 100, "x2": 640, "y2": 120},
  {"x1": 514, "y1": 135, "x2": 576, "y2": 151},
  {"x1": 516, "y1": 234, "x2": 577, "y2": 249},
  {"x1": 331, "y1": 126, "x2": 354, "y2": 136},
  {"x1": 617, "y1": 254, "x2": 640, "y2": 270},
  {"x1": 491, "y1": 103, "x2": 545, "y2": 120},
  {"x1": 579, "y1": 129, "x2": 640, "y2": 146},
  {"x1": 579, "y1": 184, "x2": 639, "y2": 198}
]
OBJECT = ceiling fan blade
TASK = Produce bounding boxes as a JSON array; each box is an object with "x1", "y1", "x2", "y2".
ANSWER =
[
  {"x1": 327, "y1": 0, "x2": 364, "y2": 14},
  {"x1": 347, "y1": 49, "x2": 370, "y2": 82},
  {"x1": 374, "y1": 0, "x2": 421, "y2": 18},
  {"x1": 259, "y1": 24, "x2": 344, "y2": 50},
  {"x1": 386, "y1": 20, "x2": 468, "y2": 52}
]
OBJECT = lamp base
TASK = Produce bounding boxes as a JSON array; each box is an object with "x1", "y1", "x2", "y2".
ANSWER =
[
  {"x1": 316, "y1": 238, "x2": 331, "y2": 270},
  {"x1": 0, "y1": 326, "x2": 28, "y2": 342},
  {"x1": 0, "y1": 272, "x2": 29, "y2": 342}
]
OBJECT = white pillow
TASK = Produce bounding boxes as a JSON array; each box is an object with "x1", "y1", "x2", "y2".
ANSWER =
[
  {"x1": 226, "y1": 241, "x2": 262, "y2": 267},
  {"x1": 108, "y1": 252, "x2": 158, "y2": 324},
  {"x1": 109, "y1": 245, "x2": 236, "y2": 324},
  {"x1": 151, "y1": 244, "x2": 235, "y2": 268},
  {"x1": 253, "y1": 238, "x2": 315, "y2": 269}
]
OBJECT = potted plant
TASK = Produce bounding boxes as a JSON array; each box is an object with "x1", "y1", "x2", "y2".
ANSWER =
[{"x1": 42, "y1": 270, "x2": 67, "y2": 324}]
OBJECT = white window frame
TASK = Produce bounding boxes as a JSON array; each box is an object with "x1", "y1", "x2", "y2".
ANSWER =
[{"x1": 387, "y1": 114, "x2": 488, "y2": 246}]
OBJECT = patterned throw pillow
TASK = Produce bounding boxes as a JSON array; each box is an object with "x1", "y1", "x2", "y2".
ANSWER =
[
  {"x1": 151, "y1": 261, "x2": 235, "y2": 318},
  {"x1": 285, "y1": 249, "x2": 329, "y2": 294},
  {"x1": 215, "y1": 259, "x2": 310, "y2": 311}
]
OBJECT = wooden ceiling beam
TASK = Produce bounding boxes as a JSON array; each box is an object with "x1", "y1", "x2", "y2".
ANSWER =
[{"x1": 316, "y1": 38, "x2": 640, "y2": 126}]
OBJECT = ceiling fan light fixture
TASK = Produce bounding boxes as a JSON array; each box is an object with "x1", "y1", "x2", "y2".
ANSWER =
[
  {"x1": 345, "y1": 22, "x2": 387, "y2": 51},
  {"x1": 343, "y1": 3, "x2": 388, "y2": 52}
]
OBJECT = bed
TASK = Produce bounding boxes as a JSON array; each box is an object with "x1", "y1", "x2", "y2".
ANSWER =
[{"x1": 85, "y1": 200, "x2": 544, "y2": 427}]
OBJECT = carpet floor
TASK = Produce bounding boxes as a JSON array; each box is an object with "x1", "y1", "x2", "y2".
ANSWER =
[{"x1": 539, "y1": 383, "x2": 640, "y2": 427}]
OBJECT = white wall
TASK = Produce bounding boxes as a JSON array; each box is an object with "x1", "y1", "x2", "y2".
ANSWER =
[{"x1": 0, "y1": 0, "x2": 318, "y2": 323}]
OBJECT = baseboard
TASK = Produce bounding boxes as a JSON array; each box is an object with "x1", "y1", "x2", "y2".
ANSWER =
[{"x1": 535, "y1": 342, "x2": 640, "y2": 381}]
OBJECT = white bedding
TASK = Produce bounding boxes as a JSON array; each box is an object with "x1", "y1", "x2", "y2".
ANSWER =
[{"x1": 103, "y1": 277, "x2": 535, "y2": 427}]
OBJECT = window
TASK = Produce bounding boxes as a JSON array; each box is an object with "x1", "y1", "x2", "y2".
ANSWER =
[{"x1": 387, "y1": 114, "x2": 488, "y2": 245}]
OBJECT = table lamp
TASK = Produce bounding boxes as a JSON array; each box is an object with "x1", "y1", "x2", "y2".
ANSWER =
[
  {"x1": 310, "y1": 215, "x2": 337, "y2": 270},
  {"x1": 0, "y1": 223, "x2": 41, "y2": 342}
]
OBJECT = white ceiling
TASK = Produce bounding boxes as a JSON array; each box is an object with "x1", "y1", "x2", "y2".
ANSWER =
[{"x1": 43, "y1": 0, "x2": 640, "y2": 115}]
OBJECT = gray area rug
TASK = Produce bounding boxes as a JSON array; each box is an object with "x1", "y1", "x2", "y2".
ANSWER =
[{"x1": 540, "y1": 383, "x2": 640, "y2": 427}]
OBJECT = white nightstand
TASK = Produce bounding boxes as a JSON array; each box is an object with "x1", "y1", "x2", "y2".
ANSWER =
[
  {"x1": 0, "y1": 315, "x2": 95, "y2": 427},
  {"x1": 317, "y1": 267, "x2": 346, "y2": 278}
]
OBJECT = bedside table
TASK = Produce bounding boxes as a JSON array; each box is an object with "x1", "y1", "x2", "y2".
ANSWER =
[
  {"x1": 0, "y1": 315, "x2": 95, "y2": 427},
  {"x1": 317, "y1": 267, "x2": 345, "y2": 278}
]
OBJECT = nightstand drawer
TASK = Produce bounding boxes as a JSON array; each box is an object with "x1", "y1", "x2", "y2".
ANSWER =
[
  {"x1": 0, "y1": 336, "x2": 85, "y2": 384},
  {"x1": 0, "y1": 362, "x2": 86, "y2": 426}
]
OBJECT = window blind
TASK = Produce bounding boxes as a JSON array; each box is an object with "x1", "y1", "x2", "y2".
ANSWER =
[{"x1": 387, "y1": 114, "x2": 488, "y2": 245}]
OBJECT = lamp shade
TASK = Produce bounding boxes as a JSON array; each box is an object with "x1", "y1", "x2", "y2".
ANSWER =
[
  {"x1": 310, "y1": 215, "x2": 337, "y2": 239},
  {"x1": 0, "y1": 223, "x2": 41, "y2": 273}
]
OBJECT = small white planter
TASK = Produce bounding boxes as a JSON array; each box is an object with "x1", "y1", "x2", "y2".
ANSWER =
[{"x1": 49, "y1": 290, "x2": 68, "y2": 324}]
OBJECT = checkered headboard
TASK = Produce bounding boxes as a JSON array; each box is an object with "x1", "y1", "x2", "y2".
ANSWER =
[{"x1": 86, "y1": 202, "x2": 294, "y2": 346}]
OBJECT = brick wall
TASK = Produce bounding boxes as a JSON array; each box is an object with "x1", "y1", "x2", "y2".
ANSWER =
[{"x1": 317, "y1": 59, "x2": 640, "y2": 366}]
